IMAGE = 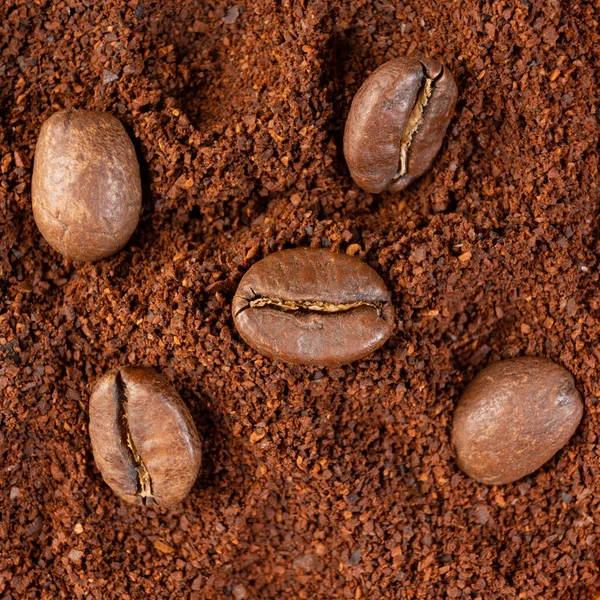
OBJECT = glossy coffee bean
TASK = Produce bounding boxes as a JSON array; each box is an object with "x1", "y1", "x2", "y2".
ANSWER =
[
  {"x1": 451, "y1": 357, "x2": 583, "y2": 485},
  {"x1": 344, "y1": 56, "x2": 457, "y2": 193},
  {"x1": 32, "y1": 110, "x2": 141, "y2": 262},
  {"x1": 89, "y1": 367, "x2": 202, "y2": 506},
  {"x1": 232, "y1": 248, "x2": 395, "y2": 366}
]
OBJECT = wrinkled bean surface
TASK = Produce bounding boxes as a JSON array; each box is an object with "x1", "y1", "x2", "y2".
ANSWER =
[
  {"x1": 452, "y1": 357, "x2": 583, "y2": 485},
  {"x1": 32, "y1": 110, "x2": 141, "y2": 262}
]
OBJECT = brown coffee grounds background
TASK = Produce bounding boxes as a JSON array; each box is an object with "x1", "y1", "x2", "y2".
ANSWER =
[{"x1": 0, "y1": 1, "x2": 599, "y2": 598}]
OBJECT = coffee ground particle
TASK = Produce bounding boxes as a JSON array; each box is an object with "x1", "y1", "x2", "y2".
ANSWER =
[{"x1": 0, "y1": 1, "x2": 599, "y2": 599}]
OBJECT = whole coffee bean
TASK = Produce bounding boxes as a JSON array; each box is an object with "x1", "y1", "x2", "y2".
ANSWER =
[
  {"x1": 344, "y1": 56, "x2": 458, "y2": 194},
  {"x1": 452, "y1": 357, "x2": 583, "y2": 485},
  {"x1": 232, "y1": 248, "x2": 395, "y2": 366},
  {"x1": 89, "y1": 367, "x2": 202, "y2": 506},
  {"x1": 32, "y1": 110, "x2": 141, "y2": 262}
]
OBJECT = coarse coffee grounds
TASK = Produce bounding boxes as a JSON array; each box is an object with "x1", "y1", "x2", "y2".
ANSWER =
[{"x1": 1, "y1": 1, "x2": 599, "y2": 599}]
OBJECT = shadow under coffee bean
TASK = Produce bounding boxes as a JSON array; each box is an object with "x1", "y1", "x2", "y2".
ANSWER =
[
  {"x1": 232, "y1": 248, "x2": 395, "y2": 366},
  {"x1": 89, "y1": 367, "x2": 202, "y2": 506}
]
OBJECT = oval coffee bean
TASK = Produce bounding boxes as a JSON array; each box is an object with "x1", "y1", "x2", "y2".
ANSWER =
[
  {"x1": 32, "y1": 110, "x2": 141, "y2": 262},
  {"x1": 89, "y1": 367, "x2": 202, "y2": 506},
  {"x1": 451, "y1": 357, "x2": 583, "y2": 485},
  {"x1": 232, "y1": 248, "x2": 395, "y2": 366},
  {"x1": 344, "y1": 56, "x2": 458, "y2": 194}
]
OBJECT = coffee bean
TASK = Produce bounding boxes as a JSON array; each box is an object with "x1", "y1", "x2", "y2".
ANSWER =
[
  {"x1": 89, "y1": 367, "x2": 202, "y2": 506},
  {"x1": 232, "y1": 248, "x2": 395, "y2": 366},
  {"x1": 32, "y1": 110, "x2": 141, "y2": 262},
  {"x1": 451, "y1": 357, "x2": 583, "y2": 485},
  {"x1": 344, "y1": 56, "x2": 458, "y2": 194}
]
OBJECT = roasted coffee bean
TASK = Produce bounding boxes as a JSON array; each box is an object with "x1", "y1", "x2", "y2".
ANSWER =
[
  {"x1": 32, "y1": 110, "x2": 141, "y2": 262},
  {"x1": 344, "y1": 56, "x2": 458, "y2": 193},
  {"x1": 89, "y1": 367, "x2": 202, "y2": 506},
  {"x1": 451, "y1": 357, "x2": 583, "y2": 485},
  {"x1": 232, "y1": 248, "x2": 395, "y2": 366}
]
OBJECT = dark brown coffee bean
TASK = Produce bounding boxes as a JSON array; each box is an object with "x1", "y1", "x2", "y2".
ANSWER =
[
  {"x1": 344, "y1": 56, "x2": 458, "y2": 194},
  {"x1": 232, "y1": 248, "x2": 395, "y2": 366},
  {"x1": 89, "y1": 367, "x2": 202, "y2": 506},
  {"x1": 32, "y1": 110, "x2": 141, "y2": 262},
  {"x1": 451, "y1": 357, "x2": 583, "y2": 485}
]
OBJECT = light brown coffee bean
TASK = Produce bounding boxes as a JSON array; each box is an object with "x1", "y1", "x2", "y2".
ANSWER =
[
  {"x1": 89, "y1": 367, "x2": 202, "y2": 506},
  {"x1": 344, "y1": 56, "x2": 457, "y2": 193},
  {"x1": 32, "y1": 110, "x2": 141, "y2": 262},
  {"x1": 452, "y1": 357, "x2": 583, "y2": 485},
  {"x1": 232, "y1": 248, "x2": 395, "y2": 366}
]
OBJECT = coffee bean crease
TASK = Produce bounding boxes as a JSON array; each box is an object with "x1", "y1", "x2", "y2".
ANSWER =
[
  {"x1": 396, "y1": 66, "x2": 442, "y2": 178},
  {"x1": 115, "y1": 371, "x2": 154, "y2": 504},
  {"x1": 245, "y1": 297, "x2": 384, "y2": 316}
]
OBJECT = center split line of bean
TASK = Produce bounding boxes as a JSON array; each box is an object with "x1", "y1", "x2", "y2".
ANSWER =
[
  {"x1": 249, "y1": 297, "x2": 384, "y2": 316},
  {"x1": 396, "y1": 72, "x2": 434, "y2": 179},
  {"x1": 116, "y1": 371, "x2": 154, "y2": 503}
]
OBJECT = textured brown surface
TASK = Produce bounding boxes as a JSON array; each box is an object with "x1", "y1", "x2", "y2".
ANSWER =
[
  {"x1": 232, "y1": 248, "x2": 394, "y2": 365},
  {"x1": 452, "y1": 357, "x2": 583, "y2": 485},
  {"x1": 0, "y1": 1, "x2": 599, "y2": 599},
  {"x1": 32, "y1": 110, "x2": 141, "y2": 262}
]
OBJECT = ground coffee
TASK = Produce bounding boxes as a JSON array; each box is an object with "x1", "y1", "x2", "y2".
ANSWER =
[{"x1": 1, "y1": 1, "x2": 598, "y2": 598}]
